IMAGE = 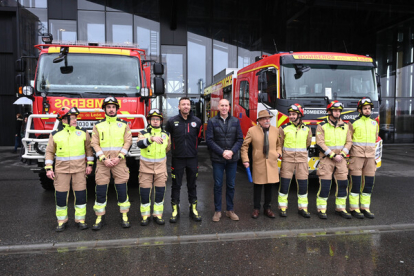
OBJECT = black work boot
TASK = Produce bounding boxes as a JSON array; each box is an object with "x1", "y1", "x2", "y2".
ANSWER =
[
  {"x1": 335, "y1": 210, "x2": 352, "y2": 219},
  {"x1": 92, "y1": 215, "x2": 105, "y2": 231},
  {"x1": 298, "y1": 209, "x2": 311, "y2": 218},
  {"x1": 141, "y1": 216, "x2": 150, "y2": 226},
  {"x1": 55, "y1": 221, "x2": 68, "y2": 232},
  {"x1": 361, "y1": 209, "x2": 375, "y2": 219},
  {"x1": 153, "y1": 216, "x2": 165, "y2": 225},
  {"x1": 169, "y1": 202, "x2": 180, "y2": 223},
  {"x1": 76, "y1": 220, "x2": 88, "y2": 230},
  {"x1": 121, "y1": 213, "x2": 131, "y2": 228},
  {"x1": 189, "y1": 201, "x2": 202, "y2": 222},
  {"x1": 350, "y1": 210, "x2": 364, "y2": 219}
]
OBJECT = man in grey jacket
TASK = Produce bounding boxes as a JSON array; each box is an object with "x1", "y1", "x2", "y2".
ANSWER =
[{"x1": 206, "y1": 99, "x2": 243, "y2": 222}]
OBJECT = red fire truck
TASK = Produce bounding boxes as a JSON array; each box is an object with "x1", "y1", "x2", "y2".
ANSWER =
[
  {"x1": 15, "y1": 34, "x2": 164, "y2": 189},
  {"x1": 203, "y1": 52, "x2": 383, "y2": 174}
]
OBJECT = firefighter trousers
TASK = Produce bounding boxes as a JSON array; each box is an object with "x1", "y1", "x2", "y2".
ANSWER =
[
  {"x1": 53, "y1": 172, "x2": 87, "y2": 223},
  {"x1": 279, "y1": 162, "x2": 309, "y2": 210},
  {"x1": 171, "y1": 157, "x2": 198, "y2": 204},
  {"x1": 348, "y1": 157, "x2": 376, "y2": 210},
  {"x1": 139, "y1": 172, "x2": 167, "y2": 218},
  {"x1": 93, "y1": 161, "x2": 130, "y2": 215},
  {"x1": 316, "y1": 157, "x2": 349, "y2": 211}
]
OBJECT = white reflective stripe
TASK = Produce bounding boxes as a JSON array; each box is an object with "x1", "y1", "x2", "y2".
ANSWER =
[
  {"x1": 361, "y1": 204, "x2": 370, "y2": 208},
  {"x1": 75, "y1": 215, "x2": 86, "y2": 220},
  {"x1": 317, "y1": 205, "x2": 327, "y2": 209},
  {"x1": 336, "y1": 204, "x2": 346, "y2": 208},
  {"x1": 95, "y1": 151, "x2": 103, "y2": 157},
  {"x1": 278, "y1": 192, "x2": 287, "y2": 197},
  {"x1": 101, "y1": 147, "x2": 122, "y2": 151},
  {"x1": 94, "y1": 201, "x2": 106, "y2": 206},
  {"x1": 45, "y1": 160, "x2": 54, "y2": 165},
  {"x1": 140, "y1": 156, "x2": 166, "y2": 163},
  {"x1": 324, "y1": 149, "x2": 332, "y2": 155},
  {"x1": 75, "y1": 204, "x2": 86, "y2": 209},
  {"x1": 57, "y1": 216, "x2": 68, "y2": 220},
  {"x1": 298, "y1": 203, "x2": 308, "y2": 207},
  {"x1": 350, "y1": 193, "x2": 359, "y2": 197},
  {"x1": 283, "y1": 147, "x2": 307, "y2": 152},
  {"x1": 362, "y1": 193, "x2": 371, "y2": 197},
  {"x1": 298, "y1": 194, "x2": 307, "y2": 198},
  {"x1": 121, "y1": 148, "x2": 128, "y2": 155},
  {"x1": 120, "y1": 206, "x2": 129, "y2": 210},
  {"x1": 353, "y1": 142, "x2": 376, "y2": 147},
  {"x1": 143, "y1": 138, "x2": 149, "y2": 147},
  {"x1": 87, "y1": 157, "x2": 94, "y2": 161},
  {"x1": 342, "y1": 147, "x2": 349, "y2": 154},
  {"x1": 317, "y1": 196, "x2": 328, "y2": 201},
  {"x1": 328, "y1": 146, "x2": 343, "y2": 150},
  {"x1": 56, "y1": 154, "x2": 85, "y2": 161},
  {"x1": 337, "y1": 196, "x2": 347, "y2": 200},
  {"x1": 349, "y1": 204, "x2": 359, "y2": 208},
  {"x1": 278, "y1": 203, "x2": 287, "y2": 207}
]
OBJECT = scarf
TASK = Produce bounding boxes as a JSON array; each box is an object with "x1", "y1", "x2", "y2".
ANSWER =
[{"x1": 263, "y1": 127, "x2": 269, "y2": 159}]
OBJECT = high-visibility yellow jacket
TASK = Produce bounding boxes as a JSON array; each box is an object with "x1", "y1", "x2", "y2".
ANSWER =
[
  {"x1": 45, "y1": 123, "x2": 94, "y2": 173},
  {"x1": 348, "y1": 115, "x2": 378, "y2": 158},
  {"x1": 91, "y1": 115, "x2": 132, "y2": 160},
  {"x1": 316, "y1": 118, "x2": 352, "y2": 158},
  {"x1": 137, "y1": 126, "x2": 171, "y2": 174},
  {"x1": 279, "y1": 122, "x2": 312, "y2": 163}
]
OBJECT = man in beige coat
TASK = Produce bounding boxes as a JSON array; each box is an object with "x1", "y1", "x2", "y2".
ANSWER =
[{"x1": 241, "y1": 110, "x2": 282, "y2": 219}]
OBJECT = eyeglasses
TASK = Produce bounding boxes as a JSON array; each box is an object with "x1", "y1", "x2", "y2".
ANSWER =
[{"x1": 151, "y1": 118, "x2": 161, "y2": 121}]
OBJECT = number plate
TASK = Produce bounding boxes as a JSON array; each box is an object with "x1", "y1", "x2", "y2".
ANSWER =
[{"x1": 77, "y1": 121, "x2": 97, "y2": 129}]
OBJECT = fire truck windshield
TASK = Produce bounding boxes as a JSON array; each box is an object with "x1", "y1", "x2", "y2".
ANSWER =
[
  {"x1": 36, "y1": 54, "x2": 141, "y2": 95},
  {"x1": 281, "y1": 64, "x2": 378, "y2": 101}
]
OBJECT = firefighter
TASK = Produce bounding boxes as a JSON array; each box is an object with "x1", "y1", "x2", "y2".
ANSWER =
[
  {"x1": 91, "y1": 96, "x2": 132, "y2": 230},
  {"x1": 347, "y1": 97, "x2": 378, "y2": 219},
  {"x1": 316, "y1": 101, "x2": 353, "y2": 219},
  {"x1": 45, "y1": 106, "x2": 94, "y2": 232},
  {"x1": 278, "y1": 104, "x2": 312, "y2": 218},
  {"x1": 165, "y1": 97, "x2": 203, "y2": 223},
  {"x1": 137, "y1": 109, "x2": 171, "y2": 226}
]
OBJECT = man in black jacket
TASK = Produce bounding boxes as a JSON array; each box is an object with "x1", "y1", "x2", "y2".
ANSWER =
[
  {"x1": 165, "y1": 97, "x2": 202, "y2": 222},
  {"x1": 206, "y1": 99, "x2": 243, "y2": 222}
]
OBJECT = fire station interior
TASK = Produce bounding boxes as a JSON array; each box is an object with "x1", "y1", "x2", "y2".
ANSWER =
[{"x1": 2, "y1": 0, "x2": 414, "y2": 145}]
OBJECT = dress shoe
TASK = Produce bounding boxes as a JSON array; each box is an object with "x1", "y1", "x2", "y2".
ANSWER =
[
  {"x1": 335, "y1": 210, "x2": 352, "y2": 219},
  {"x1": 212, "y1": 211, "x2": 221, "y2": 222},
  {"x1": 251, "y1": 209, "x2": 260, "y2": 219},
  {"x1": 350, "y1": 210, "x2": 364, "y2": 219},
  {"x1": 298, "y1": 209, "x2": 311, "y2": 218},
  {"x1": 264, "y1": 209, "x2": 275, "y2": 218},
  {"x1": 361, "y1": 209, "x2": 375, "y2": 219},
  {"x1": 225, "y1": 211, "x2": 239, "y2": 221}
]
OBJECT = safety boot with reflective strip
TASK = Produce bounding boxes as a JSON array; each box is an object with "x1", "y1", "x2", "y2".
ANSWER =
[
  {"x1": 169, "y1": 202, "x2": 180, "y2": 223},
  {"x1": 92, "y1": 215, "x2": 105, "y2": 231},
  {"x1": 55, "y1": 221, "x2": 68, "y2": 232},
  {"x1": 121, "y1": 213, "x2": 130, "y2": 228},
  {"x1": 189, "y1": 201, "x2": 202, "y2": 222}
]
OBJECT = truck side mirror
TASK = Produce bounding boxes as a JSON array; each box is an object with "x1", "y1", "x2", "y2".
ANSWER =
[
  {"x1": 257, "y1": 71, "x2": 268, "y2": 90},
  {"x1": 153, "y1": 77, "x2": 165, "y2": 95},
  {"x1": 259, "y1": 92, "x2": 268, "y2": 102},
  {"x1": 153, "y1": 63, "x2": 164, "y2": 75},
  {"x1": 15, "y1": 59, "x2": 26, "y2": 72}
]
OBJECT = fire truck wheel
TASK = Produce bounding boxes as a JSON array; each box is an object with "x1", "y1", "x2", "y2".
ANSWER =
[{"x1": 39, "y1": 172, "x2": 54, "y2": 191}]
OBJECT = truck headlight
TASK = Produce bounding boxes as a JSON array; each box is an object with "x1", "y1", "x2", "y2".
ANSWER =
[{"x1": 35, "y1": 143, "x2": 47, "y2": 154}]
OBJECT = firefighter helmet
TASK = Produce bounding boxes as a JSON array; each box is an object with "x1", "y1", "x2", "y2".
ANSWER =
[
  {"x1": 357, "y1": 97, "x2": 374, "y2": 110},
  {"x1": 102, "y1": 96, "x2": 120, "y2": 109},
  {"x1": 288, "y1": 103, "x2": 304, "y2": 117},
  {"x1": 147, "y1": 108, "x2": 163, "y2": 120},
  {"x1": 57, "y1": 106, "x2": 79, "y2": 120},
  {"x1": 326, "y1": 100, "x2": 344, "y2": 112}
]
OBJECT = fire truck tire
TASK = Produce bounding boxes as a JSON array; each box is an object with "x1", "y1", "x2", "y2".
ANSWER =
[{"x1": 39, "y1": 172, "x2": 54, "y2": 191}]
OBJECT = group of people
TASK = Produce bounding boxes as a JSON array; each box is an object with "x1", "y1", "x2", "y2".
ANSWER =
[{"x1": 45, "y1": 95, "x2": 378, "y2": 232}]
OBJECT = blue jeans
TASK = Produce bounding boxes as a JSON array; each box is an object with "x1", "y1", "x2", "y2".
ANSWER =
[{"x1": 212, "y1": 161, "x2": 237, "y2": 212}]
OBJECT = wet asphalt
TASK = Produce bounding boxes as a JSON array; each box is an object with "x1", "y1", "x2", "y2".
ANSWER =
[{"x1": 0, "y1": 144, "x2": 413, "y2": 275}]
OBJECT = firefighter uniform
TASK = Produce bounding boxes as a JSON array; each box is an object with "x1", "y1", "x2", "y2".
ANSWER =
[
  {"x1": 348, "y1": 98, "x2": 378, "y2": 219},
  {"x1": 278, "y1": 122, "x2": 312, "y2": 217},
  {"x1": 137, "y1": 124, "x2": 171, "y2": 226},
  {"x1": 91, "y1": 115, "x2": 132, "y2": 228},
  {"x1": 316, "y1": 116, "x2": 352, "y2": 218},
  {"x1": 45, "y1": 122, "x2": 94, "y2": 231}
]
